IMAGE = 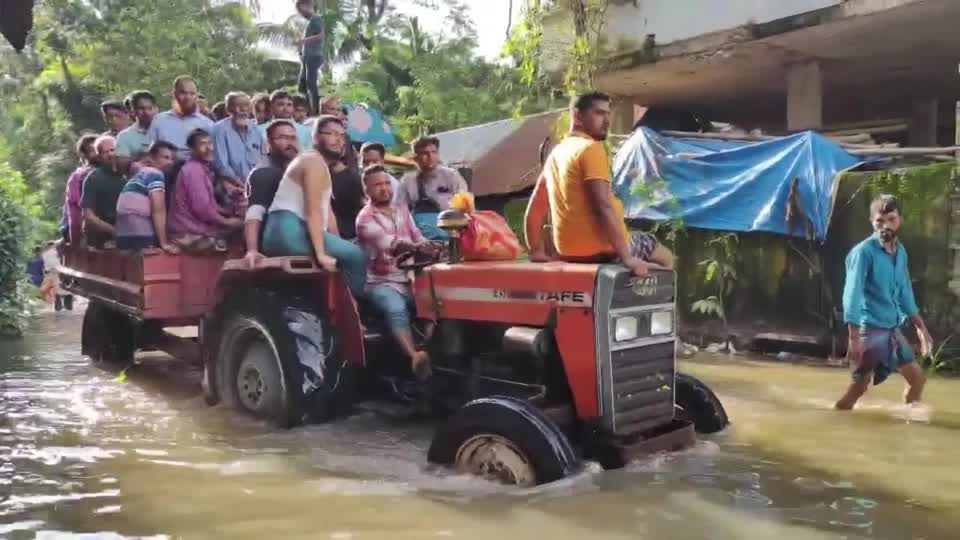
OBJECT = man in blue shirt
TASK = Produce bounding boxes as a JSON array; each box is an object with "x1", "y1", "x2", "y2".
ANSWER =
[
  {"x1": 147, "y1": 76, "x2": 215, "y2": 161},
  {"x1": 258, "y1": 90, "x2": 313, "y2": 153},
  {"x1": 836, "y1": 195, "x2": 932, "y2": 410},
  {"x1": 212, "y1": 92, "x2": 264, "y2": 186}
]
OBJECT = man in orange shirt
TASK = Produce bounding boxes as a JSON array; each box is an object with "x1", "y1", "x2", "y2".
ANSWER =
[{"x1": 524, "y1": 92, "x2": 673, "y2": 276}]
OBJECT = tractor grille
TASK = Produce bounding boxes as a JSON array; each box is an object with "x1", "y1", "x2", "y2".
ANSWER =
[
  {"x1": 609, "y1": 341, "x2": 675, "y2": 434},
  {"x1": 595, "y1": 266, "x2": 676, "y2": 436}
]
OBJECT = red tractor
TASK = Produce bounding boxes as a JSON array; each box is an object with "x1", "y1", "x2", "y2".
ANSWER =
[{"x1": 61, "y1": 211, "x2": 728, "y2": 487}]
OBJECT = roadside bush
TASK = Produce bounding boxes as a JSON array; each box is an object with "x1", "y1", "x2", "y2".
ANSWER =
[{"x1": 0, "y1": 160, "x2": 52, "y2": 338}]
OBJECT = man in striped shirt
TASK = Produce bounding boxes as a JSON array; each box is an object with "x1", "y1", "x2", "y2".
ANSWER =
[{"x1": 114, "y1": 141, "x2": 180, "y2": 252}]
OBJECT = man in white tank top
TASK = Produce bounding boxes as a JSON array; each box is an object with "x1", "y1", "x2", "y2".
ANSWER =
[{"x1": 262, "y1": 115, "x2": 367, "y2": 298}]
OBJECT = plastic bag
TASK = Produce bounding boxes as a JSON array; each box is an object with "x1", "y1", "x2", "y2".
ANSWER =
[{"x1": 461, "y1": 210, "x2": 522, "y2": 261}]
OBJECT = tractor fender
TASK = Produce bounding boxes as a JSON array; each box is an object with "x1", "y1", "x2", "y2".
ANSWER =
[{"x1": 674, "y1": 372, "x2": 729, "y2": 434}]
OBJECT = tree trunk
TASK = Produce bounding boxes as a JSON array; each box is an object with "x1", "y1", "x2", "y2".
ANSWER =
[{"x1": 570, "y1": 0, "x2": 587, "y2": 37}]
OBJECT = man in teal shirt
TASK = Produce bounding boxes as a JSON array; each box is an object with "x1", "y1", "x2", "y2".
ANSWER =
[
  {"x1": 836, "y1": 195, "x2": 932, "y2": 410},
  {"x1": 116, "y1": 90, "x2": 158, "y2": 172},
  {"x1": 258, "y1": 90, "x2": 312, "y2": 152}
]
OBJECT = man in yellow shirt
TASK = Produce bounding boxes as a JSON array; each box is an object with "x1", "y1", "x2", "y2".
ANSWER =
[{"x1": 524, "y1": 92, "x2": 673, "y2": 276}]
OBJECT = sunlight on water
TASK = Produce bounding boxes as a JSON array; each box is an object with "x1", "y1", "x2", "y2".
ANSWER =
[{"x1": 1, "y1": 310, "x2": 957, "y2": 539}]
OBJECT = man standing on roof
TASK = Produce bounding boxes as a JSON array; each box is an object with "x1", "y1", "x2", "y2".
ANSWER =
[
  {"x1": 524, "y1": 91, "x2": 673, "y2": 276},
  {"x1": 834, "y1": 194, "x2": 932, "y2": 411},
  {"x1": 147, "y1": 76, "x2": 215, "y2": 161},
  {"x1": 395, "y1": 136, "x2": 468, "y2": 240},
  {"x1": 296, "y1": 0, "x2": 325, "y2": 116}
]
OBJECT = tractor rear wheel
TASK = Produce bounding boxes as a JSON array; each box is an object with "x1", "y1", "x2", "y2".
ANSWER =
[
  {"x1": 212, "y1": 291, "x2": 348, "y2": 428},
  {"x1": 674, "y1": 372, "x2": 729, "y2": 434},
  {"x1": 428, "y1": 396, "x2": 579, "y2": 487},
  {"x1": 81, "y1": 301, "x2": 135, "y2": 366}
]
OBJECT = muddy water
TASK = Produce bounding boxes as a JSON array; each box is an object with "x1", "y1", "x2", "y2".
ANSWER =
[{"x1": 2, "y1": 307, "x2": 958, "y2": 539}]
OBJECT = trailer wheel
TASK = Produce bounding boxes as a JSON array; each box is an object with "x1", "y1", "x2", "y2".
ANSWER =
[
  {"x1": 674, "y1": 372, "x2": 729, "y2": 434},
  {"x1": 214, "y1": 292, "x2": 346, "y2": 428},
  {"x1": 428, "y1": 396, "x2": 579, "y2": 487},
  {"x1": 81, "y1": 301, "x2": 135, "y2": 365}
]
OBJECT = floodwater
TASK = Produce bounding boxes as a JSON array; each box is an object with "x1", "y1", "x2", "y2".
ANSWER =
[{"x1": 2, "y1": 307, "x2": 959, "y2": 539}]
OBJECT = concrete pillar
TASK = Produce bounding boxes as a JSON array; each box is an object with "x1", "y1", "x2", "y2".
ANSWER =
[
  {"x1": 610, "y1": 97, "x2": 640, "y2": 136},
  {"x1": 786, "y1": 60, "x2": 823, "y2": 131},
  {"x1": 908, "y1": 98, "x2": 938, "y2": 147}
]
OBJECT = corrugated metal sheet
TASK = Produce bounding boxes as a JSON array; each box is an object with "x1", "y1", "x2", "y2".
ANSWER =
[
  {"x1": 434, "y1": 110, "x2": 563, "y2": 196},
  {"x1": 0, "y1": 0, "x2": 35, "y2": 51}
]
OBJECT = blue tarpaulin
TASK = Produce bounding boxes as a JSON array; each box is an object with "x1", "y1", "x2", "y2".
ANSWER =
[{"x1": 612, "y1": 128, "x2": 861, "y2": 242}]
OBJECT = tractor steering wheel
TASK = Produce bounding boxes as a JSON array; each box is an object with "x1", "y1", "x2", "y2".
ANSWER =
[{"x1": 396, "y1": 242, "x2": 445, "y2": 271}]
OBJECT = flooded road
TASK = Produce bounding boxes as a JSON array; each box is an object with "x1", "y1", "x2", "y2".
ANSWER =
[{"x1": 2, "y1": 308, "x2": 958, "y2": 539}]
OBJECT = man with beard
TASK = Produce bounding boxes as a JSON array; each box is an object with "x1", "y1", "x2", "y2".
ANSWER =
[
  {"x1": 167, "y1": 129, "x2": 242, "y2": 251},
  {"x1": 356, "y1": 165, "x2": 435, "y2": 380},
  {"x1": 243, "y1": 119, "x2": 300, "y2": 267},
  {"x1": 212, "y1": 92, "x2": 264, "y2": 188},
  {"x1": 100, "y1": 100, "x2": 130, "y2": 137},
  {"x1": 835, "y1": 195, "x2": 932, "y2": 410},
  {"x1": 320, "y1": 95, "x2": 358, "y2": 174},
  {"x1": 259, "y1": 90, "x2": 313, "y2": 152},
  {"x1": 314, "y1": 114, "x2": 364, "y2": 240},
  {"x1": 524, "y1": 91, "x2": 673, "y2": 276},
  {"x1": 147, "y1": 76, "x2": 215, "y2": 161},
  {"x1": 395, "y1": 135, "x2": 467, "y2": 240},
  {"x1": 114, "y1": 141, "x2": 180, "y2": 253},
  {"x1": 260, "y1": 115, "x2": 367, "y2": 298},
  {"x1": 80, "y1": 136, "x2": 126, "y2": 248},
  {"x1": 116, "y1": 90, "x2": 158, "y2": 172}
]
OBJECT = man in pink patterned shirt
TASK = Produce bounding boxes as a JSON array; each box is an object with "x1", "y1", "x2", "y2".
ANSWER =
[
  {"x1": 62, "y1": 134, "x2": 99, "y2": 245},
  {"x1": 356, "y1": 165, "x2": 435, "y2": 380}
]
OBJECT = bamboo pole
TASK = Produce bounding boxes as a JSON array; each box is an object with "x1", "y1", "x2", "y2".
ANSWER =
[
  {"x1": 846, "y1": 146, "x2": 960, "y2": 156},
  {"x1": 824, "y1": 123, "x2": 908, "y2": 137}
]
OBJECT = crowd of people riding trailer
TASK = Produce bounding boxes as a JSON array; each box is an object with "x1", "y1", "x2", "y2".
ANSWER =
[{"x1": 53, "y1": 71, "x2": 730, "y2": 486}]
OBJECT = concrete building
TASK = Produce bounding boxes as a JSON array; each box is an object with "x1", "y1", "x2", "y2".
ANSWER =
[{"x1": 543, "y1": 0, "x2": 960, "y2": 144}]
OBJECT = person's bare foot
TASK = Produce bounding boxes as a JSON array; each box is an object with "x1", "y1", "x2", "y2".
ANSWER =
[{"x1": 412, "y1": 350, "x2": 432, "y2": 381}]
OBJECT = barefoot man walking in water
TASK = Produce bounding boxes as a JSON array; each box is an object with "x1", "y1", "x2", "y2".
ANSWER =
[{"x1": 835, "y1": 195, "x2": 932, "y2": 410}]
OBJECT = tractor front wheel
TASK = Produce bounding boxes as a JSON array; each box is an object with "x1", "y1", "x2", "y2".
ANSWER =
[
  {"x1": 428, "y1": 396, "x2": 580, "y2": 487},
  {"x1": 674, "y1": 372, "x2": 729, "y2": 434}
]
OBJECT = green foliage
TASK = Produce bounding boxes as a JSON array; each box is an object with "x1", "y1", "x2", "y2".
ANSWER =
[
  {"x1": 0, "y1": 161, "x2": 51, "y2": 338},
  {"x1": 332, "y1": 1, "x2": 548, "y2": 143},
  {"x1": 921, "y1": 335, "x2": 958, "y2": 376},
  {"x1": 690, "y1": 233, "x2": 740, "y2": 329},
  {"x1": 857, "y1": 162, "x2": 956, "y2": 222}
]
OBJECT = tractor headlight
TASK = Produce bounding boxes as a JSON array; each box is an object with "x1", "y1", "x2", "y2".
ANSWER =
[
  {"x1": 651, "y1": 310, "x2": 674, "y2": 336},
  {"x1": 614, "y1": 316, "x2": 638, "y2": 342}
]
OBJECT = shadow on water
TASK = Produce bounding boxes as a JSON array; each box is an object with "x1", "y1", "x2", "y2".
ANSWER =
[{"x1": 3, "y1": 309, "x2": 960, "y2": 538}]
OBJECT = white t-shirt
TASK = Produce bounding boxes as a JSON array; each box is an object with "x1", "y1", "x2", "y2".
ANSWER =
[{"x1": 41, "y1": 247, "x2": 60, "y2": 273}]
